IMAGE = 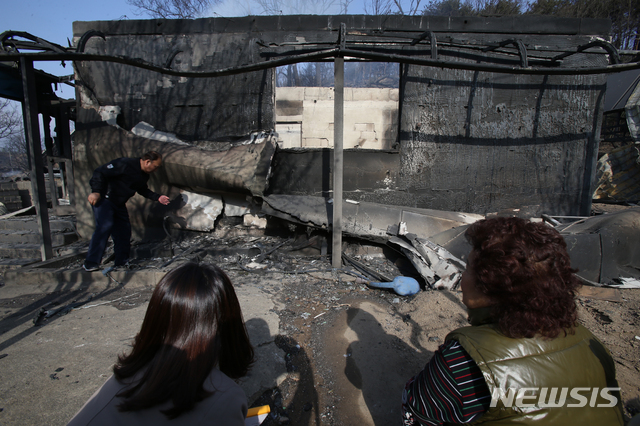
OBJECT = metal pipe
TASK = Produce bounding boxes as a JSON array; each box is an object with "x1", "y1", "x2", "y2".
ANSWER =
[{"x1": 2, "y1": 46, "x2": 639, "y2": 77}]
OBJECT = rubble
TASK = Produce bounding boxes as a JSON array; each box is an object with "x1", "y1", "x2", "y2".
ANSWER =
[
  {"x1": 0, "y1": 205, "x2": 640, "y2": 424},
  {"x1": 557, "y1": 208, "x2": 640, "y2": 285},
  {"x1": 593, "y1": 143, "x2": 640, "y2": 202}
]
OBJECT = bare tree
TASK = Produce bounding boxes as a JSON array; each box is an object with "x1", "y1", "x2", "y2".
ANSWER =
[
  {"x1": 365, "y1": 0, "x2": 424, "y2": 14},
  {"x1": 424, "y1": 0, "x2": 637, "y2": 49},
  {"x1": 424, "y1": 0, "x2": 523, "y2": 15},
  {"x1": 0, "y1": 99, "x2": 22, "y2": 142},
  {"x1": 364, "y1": 0, "x2": 394, "y2": 14},
  {"x1": 393, "y1": 0, "x2": 423, "y2": 14},
  {"x1": 476, "y1": 0, "x2": 525, "y2": 15},
  {"x1": 341, "y1": 0, "x2": 354, "y2": 13},
  {"x1": 1, "y1": 132, "x2": 29, "y2": 173},
  {"x1": 255, "y1": 0, "x2": 341, "y2": 14},
  {"x1": 127, "y1": 0, "x2": 220, "y2": 18},
  {"x1": 0, "y1": 100, "x2": 28, "y2": 174}
]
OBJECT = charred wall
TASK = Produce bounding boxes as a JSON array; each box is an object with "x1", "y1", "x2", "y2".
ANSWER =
[
  {"x1": 270, "y1": 17, "x2": 609, "y2": 215},
  {"x1": 267, "y1": 148, "x2": 400, "y2": 199},
  {"x1": 72, "y1": 15, "x2": 612, "y2": 240},
  {"x1": 398, "y1": 28, "x2": 608, "y2": 215},
  {"x1": 73, "y1": 19, "x2": 274, "y2": 140}
]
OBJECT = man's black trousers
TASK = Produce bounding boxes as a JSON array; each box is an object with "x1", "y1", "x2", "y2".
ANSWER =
[{"x1": 86, "y1": 198, "x2": 131, "y2": 266}]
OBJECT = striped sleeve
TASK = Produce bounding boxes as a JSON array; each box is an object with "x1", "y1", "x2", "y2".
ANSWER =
[{"x1": 402, "y1": 340, "x2": 491, "y2": 425}]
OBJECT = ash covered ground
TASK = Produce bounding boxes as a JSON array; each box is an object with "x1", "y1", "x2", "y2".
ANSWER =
[{"x1": 0, "y1": 218, "x2": 639, "y2": 425}]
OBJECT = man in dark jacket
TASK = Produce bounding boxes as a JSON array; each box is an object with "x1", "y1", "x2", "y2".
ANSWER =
[{"x1": 83, "y1": 151, "x2": 170, "y2": 272}]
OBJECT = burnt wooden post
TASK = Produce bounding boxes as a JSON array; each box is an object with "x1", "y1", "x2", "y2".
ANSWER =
[
  {"x1": 42, "y1": 112, "x2": 60, "y2": 210},
  {"x1": 20, "y1": 57, "x2": 53, "y2": 260},
  {"x1": 332, "y1": 24, "x2": 346, "y2": 268}
]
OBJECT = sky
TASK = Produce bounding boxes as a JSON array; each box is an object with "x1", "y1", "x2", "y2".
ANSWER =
[
  {"x1": 1, "y1": 0, "x2": 136, "y2": 98},
  {"x1": 0, "y1": 0, "x2": 372, "y2": 99},
  {"x1": 0, "y1": 0, "x2": 371, "y2": 146},
  {"x1": 1, "y1": 0, "x2": 635, "y2": 105}
]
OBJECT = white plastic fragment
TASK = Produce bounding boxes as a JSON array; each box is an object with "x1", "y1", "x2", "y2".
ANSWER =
[{"x1": 611, "y1": 277, "x2": 640, "y2": 289}]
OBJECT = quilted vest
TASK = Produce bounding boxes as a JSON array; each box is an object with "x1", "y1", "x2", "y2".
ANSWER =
[{"x1": 446, "y1": 316, "x2": 624, "y2": 425}]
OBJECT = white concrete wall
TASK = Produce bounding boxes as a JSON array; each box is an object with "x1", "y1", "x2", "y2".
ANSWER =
[{"x1": 276, "y1": 87, "x2": 399, "y2": 150}]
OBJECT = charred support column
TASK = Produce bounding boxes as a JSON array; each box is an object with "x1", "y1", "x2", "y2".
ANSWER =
[
  {"x1": 42, "y1": 113, "x2": 59, "y2": 209},
  {"x1": 332, "y1": 53, "x2": 344, "y2": 268},
  {"x1": 20, "y1": 57, "x2": 53, "y2": 260}
]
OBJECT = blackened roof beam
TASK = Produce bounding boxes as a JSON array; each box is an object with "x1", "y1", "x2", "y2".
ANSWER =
[
  {"x1": 482, "y1": 39, "x2": 528, "y2": 68},
  {"x1": 0, "y1": 31, "x2": 69, "y2": 54},
  {"x1": 552, "y1": 39, "x2": 621, "y2": 65},
  {"x1": 410, "y1": 31, "x2": 438, "y2": 60},
  {"x1": 1, "y1": 30, "x2": 639, "y2": 77}
]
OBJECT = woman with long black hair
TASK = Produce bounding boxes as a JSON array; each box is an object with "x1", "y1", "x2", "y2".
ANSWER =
[{"x1": 69, "y1": 262, "x2": 254, "y2": 425}]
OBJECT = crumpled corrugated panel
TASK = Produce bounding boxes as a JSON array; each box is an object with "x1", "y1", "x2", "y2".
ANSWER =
[
  {"x1": 592, "y1": 143, "x2": 640, "y2": 202},
  {"x1": 626, "y1": 80, "x2": 640, "y2": 142}
]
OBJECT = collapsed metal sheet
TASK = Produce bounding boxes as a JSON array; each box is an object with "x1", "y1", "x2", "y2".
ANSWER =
[
  {"x1": 261, "y1": 194, "x2": 483, "y2": 242},
  {"x1": 262, "y1": 195, "x2": 640, "y2": 288},
  {"x1": 405, "y1": 234, "x2": 466, "y2": 289},
  {"x1": 626, "y1": 80, "x2": 640, "y2": 142},
  {"x1": 388, "y1": 235, "x2": 466, "y2": 290},
  {"x1": 557, "y1": 208, "x2": 640, "y2": 285},
  {"x1": 425, "y1": 211, "x2": 640, "y2": 287},
  {"x1": 562, "y1": 233, "x2": 602, "y2": 283},
  {"x1": 427, "y1": 212, "x2": 637, "y2": 286},
  {"x1": 80, "y1": 125, "x2": 276, "y2": 197},
  {"x1": 387, "y1": 236, "x2": 437, "y2": 284}
]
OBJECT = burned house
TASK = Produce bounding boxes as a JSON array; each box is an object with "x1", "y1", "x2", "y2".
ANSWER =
[{"x1": 68, "y1": 14, "x2": 625, "y2": 243}]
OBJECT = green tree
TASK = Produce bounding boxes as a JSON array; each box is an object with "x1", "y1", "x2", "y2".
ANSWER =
[
  {"x1": 423, "y1": 0, "x2": 637, "y2": 49},
  {"x1": 476, "y1": 0, "x2": 525, "y2": 15},
  {"x1": 424, "y1": 0, "x2": 524, "y2": 16},
  {"x1": 423, "y1": 0, "x2": 475, "y2": 16},
  {"x1": 528, "y1": 0, "x2": 638, "y2": 49}
]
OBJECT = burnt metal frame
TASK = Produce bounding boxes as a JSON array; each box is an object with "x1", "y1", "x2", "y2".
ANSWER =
[
  {"x1": 2, "y1": 30, "x2": 639, "y2": 78},
  {"x1": 482, "y1": 39, "x2": 528, "y2": 68},
  {"x1": 1, "y1": 28, "x2": 638, "y2": 264}
]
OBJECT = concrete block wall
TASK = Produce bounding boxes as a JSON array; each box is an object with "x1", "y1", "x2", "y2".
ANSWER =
[
  {"x1": 0, "y1": 183, "x2": 25, "y2": 212},
  {"x1": 276, "y1": 87, "x2": 399, "y2": 150}
]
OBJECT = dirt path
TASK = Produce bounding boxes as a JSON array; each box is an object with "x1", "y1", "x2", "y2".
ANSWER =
[
  {"x1": 1, "y1": 256, "x2": 639, "y2": 425},
  {"x1": 244, "y1": 265, "x2": 640, "y2": 425}
]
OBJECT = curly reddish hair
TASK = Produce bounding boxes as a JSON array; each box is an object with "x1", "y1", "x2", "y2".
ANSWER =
[{"x1": 465, "y1": 217, "x2": 580, "y2": 339}]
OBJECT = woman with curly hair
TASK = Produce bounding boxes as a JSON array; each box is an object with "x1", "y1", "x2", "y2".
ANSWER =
[
  {"x1": 68, "y1": 262, "x2": 254, "y2": 425},
  {"x1": 402, "y1": 217, "x2": 624, "y2": 425}
]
